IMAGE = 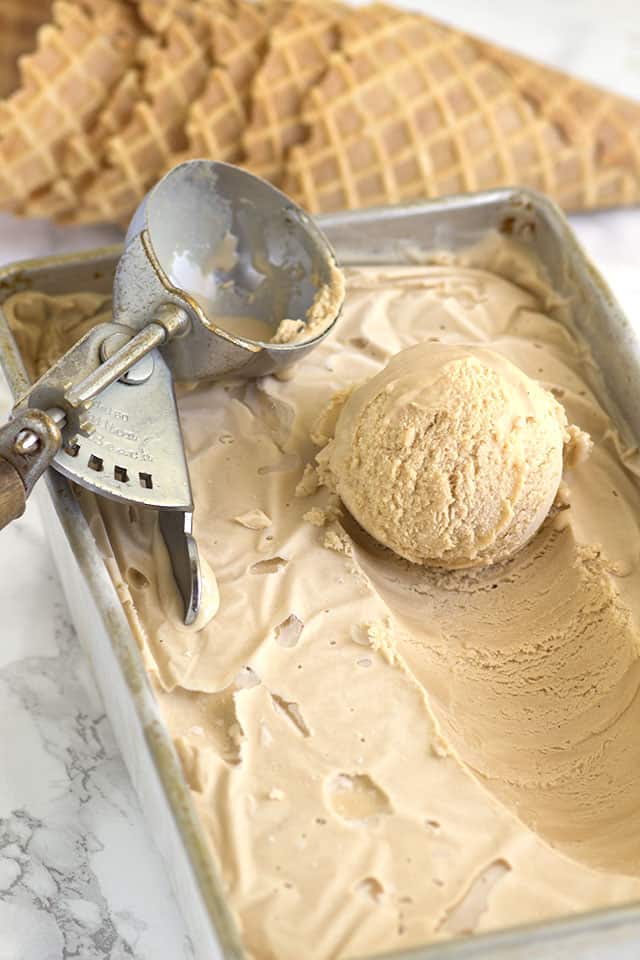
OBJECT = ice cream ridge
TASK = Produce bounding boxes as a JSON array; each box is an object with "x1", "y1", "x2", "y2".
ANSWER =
[{"x1": 8, "y1": 239, "x2": 640, "y2": 960}]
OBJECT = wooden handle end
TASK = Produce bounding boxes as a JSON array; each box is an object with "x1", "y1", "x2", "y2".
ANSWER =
[{"x1": 0, "y1": 458, "x2": 26, "y2": 530}]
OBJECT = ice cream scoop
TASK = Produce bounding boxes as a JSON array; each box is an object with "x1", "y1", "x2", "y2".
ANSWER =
[
  {"x1": 0, "y1": 160, "x2": 344, "y2": 624},
  {"x1": 318, "y1": 342, "x2": 585, "y2": 568}
]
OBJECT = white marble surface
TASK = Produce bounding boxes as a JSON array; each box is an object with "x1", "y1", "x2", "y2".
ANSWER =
[{"x1": 0, "y1": 2, "x2": 639, "y2": 956}]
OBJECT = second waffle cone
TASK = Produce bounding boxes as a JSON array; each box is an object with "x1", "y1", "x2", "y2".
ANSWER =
[
  {"x1": 3, "y1": 0, "x2": 640, "y2": 225},
  {"x1": 282, "y1": 4, "x2": 640, "y2": 213}
]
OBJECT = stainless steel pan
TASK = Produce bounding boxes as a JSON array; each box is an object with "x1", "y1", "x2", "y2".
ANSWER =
[{"x1": 2, "y1": 187, "x2": 639, "y2": 960}]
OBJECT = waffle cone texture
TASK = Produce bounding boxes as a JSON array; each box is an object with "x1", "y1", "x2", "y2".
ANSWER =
[{"x1": 0, "y1": 0, "x2": 638, "y2": 226}]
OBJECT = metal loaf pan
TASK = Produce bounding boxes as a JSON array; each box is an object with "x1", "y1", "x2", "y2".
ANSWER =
[{"x1": 2, "y1": 188, "x2": 640, "y2": 960}]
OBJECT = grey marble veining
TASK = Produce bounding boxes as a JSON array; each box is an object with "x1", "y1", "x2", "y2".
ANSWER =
[{"x1": 0, "y1": 501, "x2": 193, "y2": 959}]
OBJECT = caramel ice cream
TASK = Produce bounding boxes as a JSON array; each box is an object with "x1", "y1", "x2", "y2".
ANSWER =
[
  {"x1": 317, "y1": 342, "x2": 582, "y2": 568},
  {"x1": 7, "y1": 238, "x2": 640, "y2": 960}
]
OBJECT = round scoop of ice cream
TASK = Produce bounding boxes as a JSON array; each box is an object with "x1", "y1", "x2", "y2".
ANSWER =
[{"x1": 319, "y1": 343, "x2": 578, "y2": 568}]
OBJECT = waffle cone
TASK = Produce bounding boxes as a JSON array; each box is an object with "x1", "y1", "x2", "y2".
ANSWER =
[
  {"x1": 475, "y1": 40, "x2": 640, "y2": 208},
  {"x1": 137, "y1": 0, "x2": 233, "y2": 35},
  {"x1": 4, "y1": 0, "x2": 640, "y2": 225},
  {"x1": 23, "y1": 177, "x2": 79, "y2": 220},
  {"x1": 283, "y1": 4, "x2": 640, "y2": 213},
  {"x1": 243, "y1": 0, "x2": 345, "y2": 187},
  {"x1": 72, "y1": 15, "x2": 212, "y2": 225},
  {"x1": 169, "y1": 0, "x2": 288, "y2": 169},
  {"x1": 27, "y1": 1, "x2": 237, "y2": 222},
  {"x1": 138, "y1": 0, "x2": 201, "y2": 34},
  {"x1": 0, "y1": 0, "x2": 140, "y2": 212},
  {"x1": 23, "y1": 68, "x2": 142, "y2": 221},
  {"x1": 0, "y1": 0, "x2": 53, "y2": 98},
  {"x1": 64, "y1": 69, "x2": 141, "y2": 180}
]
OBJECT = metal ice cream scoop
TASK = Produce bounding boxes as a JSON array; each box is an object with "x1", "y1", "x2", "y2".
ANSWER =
[{"x1": 0, "y1": 160, "x2": 343, "y2": 623}]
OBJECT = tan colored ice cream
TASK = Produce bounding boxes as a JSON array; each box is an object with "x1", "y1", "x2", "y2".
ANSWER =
[
  {"x1": 317, "y1": 342, "x2": 581, "y2": 568},
  {"x1": 7, "y1": 239, "x2": 640, "y2": 960}
]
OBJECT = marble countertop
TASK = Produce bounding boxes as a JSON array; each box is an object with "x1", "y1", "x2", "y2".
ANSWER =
[{"x1": 1, "y1": 2, "x2": 639, "y2": 957}]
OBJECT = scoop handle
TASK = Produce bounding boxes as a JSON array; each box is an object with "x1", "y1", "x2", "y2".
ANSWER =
[
  {"x1": 0, "y1": 409, "x2": 62, "y2": 529},
  {"x1": 0, "y1": 458, "x2": 26, "y2": 528}
]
